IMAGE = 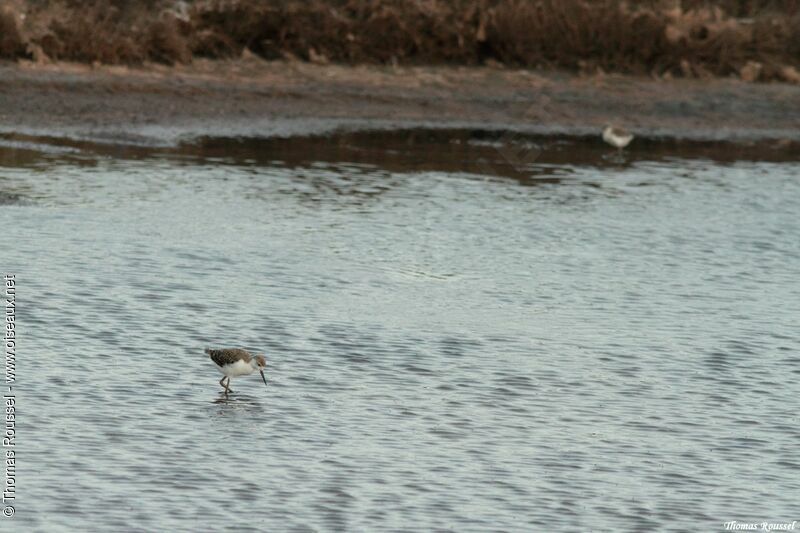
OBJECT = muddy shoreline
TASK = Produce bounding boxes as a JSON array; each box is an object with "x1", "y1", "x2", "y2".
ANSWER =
[{"x1": 1, "y1": 59, "x2": 799, "y2": 146}]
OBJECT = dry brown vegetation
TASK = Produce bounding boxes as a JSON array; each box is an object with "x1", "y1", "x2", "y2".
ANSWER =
[{"x1": 1, "y1": 0, "x2": 799, "y2": 82}]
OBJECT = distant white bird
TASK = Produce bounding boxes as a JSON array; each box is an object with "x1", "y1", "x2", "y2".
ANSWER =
[
  {"x1": 602, "y1": 125, "x2": 634, "y2": 149},
  {"x1": 206, "y1": 348, "x2": 267, "y2": 394}
]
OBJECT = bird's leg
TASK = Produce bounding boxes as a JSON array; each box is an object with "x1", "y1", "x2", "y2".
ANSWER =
[{"x1": 219, "y1": 376, "x2": 234, "y2": 394}]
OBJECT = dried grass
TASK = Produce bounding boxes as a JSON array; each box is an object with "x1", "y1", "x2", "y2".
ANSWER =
[
  {"x1": 46, "y1": 4, "x2": 144, "y2": 64},
  {"x1": 0, "y1": 0, "x2": 798, "y2": 82},
  {"x1": 0, "y1": 8, "x2": 26, "y2": 58}
]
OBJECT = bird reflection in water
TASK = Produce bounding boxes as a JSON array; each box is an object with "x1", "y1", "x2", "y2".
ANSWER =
[{"x1": 212, "y1": 392, "x2": 263, "y2": 411}]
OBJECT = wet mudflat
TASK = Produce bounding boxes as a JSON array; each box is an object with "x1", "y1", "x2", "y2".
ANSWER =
[{"x1": 1, "y1": 130, "x2": 798, "y2": 531}]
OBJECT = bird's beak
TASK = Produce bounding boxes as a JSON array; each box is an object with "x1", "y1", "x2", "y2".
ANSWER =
[{"x1": 260, "y1": 369, "x2": 267, "y2": 387}]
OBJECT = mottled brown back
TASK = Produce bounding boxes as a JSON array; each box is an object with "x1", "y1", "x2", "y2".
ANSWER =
[{"x1": 206, "y1": 347, "x2": 252, "y2": 367}]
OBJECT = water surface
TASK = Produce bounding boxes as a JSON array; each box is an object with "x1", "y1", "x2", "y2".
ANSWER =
[{"x1": 2, "y1": 131, "x2": 799, "y2": 532}]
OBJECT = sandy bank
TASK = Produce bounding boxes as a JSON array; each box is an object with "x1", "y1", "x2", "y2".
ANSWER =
[{"x1": 1, "y1": 59, "x2": 799, "y2": 146}]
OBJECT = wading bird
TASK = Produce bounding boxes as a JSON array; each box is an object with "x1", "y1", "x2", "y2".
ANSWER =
[
  {"x1": 602, "y1": 125, "x2": 634, "y2": 149},
  {"x1": 206, "y1": 348, "x2": 267, "y2": 394}
]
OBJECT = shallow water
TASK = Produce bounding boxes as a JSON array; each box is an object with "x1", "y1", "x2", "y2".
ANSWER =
[{"x1": 2, "y1": 131, "x2": 799, "y2": 532}]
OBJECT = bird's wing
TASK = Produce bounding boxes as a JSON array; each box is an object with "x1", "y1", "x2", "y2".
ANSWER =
[{"x1": 206, "y1": 348, "x2": 252, "y2": 366}]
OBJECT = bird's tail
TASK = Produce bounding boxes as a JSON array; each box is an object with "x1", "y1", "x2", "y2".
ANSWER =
[{"x1": 204, "y1": 347, "x2": 212, "y2": 355}]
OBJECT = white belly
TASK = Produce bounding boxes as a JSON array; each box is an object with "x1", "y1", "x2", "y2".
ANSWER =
[
  {"x1": 603, "y1": 129, "x2": 633, "y2": 148},
  {"x1": 218, "y1": 360, "x2": 255, "y2": 377}
]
